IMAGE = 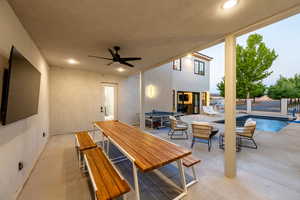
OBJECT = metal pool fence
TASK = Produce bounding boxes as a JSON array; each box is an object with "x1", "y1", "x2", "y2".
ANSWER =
[
  {"x1": 236, "y1": 99, "x2": 281, "y2": 113},
  {"x1": 288, "y1": 98, "x2": 300, "y2": 113}
]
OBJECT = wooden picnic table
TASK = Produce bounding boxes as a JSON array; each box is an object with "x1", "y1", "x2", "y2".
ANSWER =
[{"x1": 94, "y1": 120, "x2": 192, "y2": 200}]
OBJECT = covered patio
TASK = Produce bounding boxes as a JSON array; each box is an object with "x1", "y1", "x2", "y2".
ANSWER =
[
  {"x1": 1, "y1": 0, "x2": 300, "y2": 200},
  {"x1": 17, "y1": 113, "x2": 300, "y2": 200}
]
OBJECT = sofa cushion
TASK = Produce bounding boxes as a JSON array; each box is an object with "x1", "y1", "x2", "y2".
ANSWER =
[
  {"x1": 169, "y1": 116, "x2": 176, "y2": 121},
  {"x1": 245, "y1": 119, "x2": 256, "y2": 127},
  {"x1": 192, "y1": 121, "x2": 210, "y2": 126}
]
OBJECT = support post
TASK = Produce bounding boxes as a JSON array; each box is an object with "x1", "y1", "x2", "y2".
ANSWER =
[
  {"x1": 246, "y1": 99, "x2": 252, "y2": 113},
  {"x1": 139, "y1": 71, "x2": 145, "y2": 130},
  {"x1": 281, "y1": 98, "x2": 288, "y2": 115},
  {"x1": 224, "y1": 35, "x2": 237, "y2": 178}
]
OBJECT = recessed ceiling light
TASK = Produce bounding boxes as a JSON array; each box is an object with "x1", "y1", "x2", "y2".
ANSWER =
[
  {"x1": 223, "y1": 0, "x2": 238, "y2": 9},
  {"x1": 117, "y1": 67, "x2": 125, "y2": 72},
  {"x1": 187, "y1": 53, "x2": 192, "y2": 58},
  {"x1": 67, "y1": 58, "x2": 79, "y2": 64}
]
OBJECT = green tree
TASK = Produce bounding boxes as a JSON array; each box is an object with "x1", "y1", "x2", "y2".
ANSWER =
[
  {"x1": 217, "y1": 34, "x2": 278, "y2": 98},
  {"x1": 251, "y1": 82, "x2": 266, "y2": 102},
  {"x1": 268, "y1": 75, "x2": 300, "y2": 99}
]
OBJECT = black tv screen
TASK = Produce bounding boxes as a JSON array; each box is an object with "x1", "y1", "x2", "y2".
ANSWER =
[
  {"x1": 1, "y1": 46, "x2": 41, "y2": 125},
  {"x1": 179, "y1": 94, "x2": 189, "y2": 101}
]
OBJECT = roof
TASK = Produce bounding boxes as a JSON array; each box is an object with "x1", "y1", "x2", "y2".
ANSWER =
[
  {"x1": 192, "y1": 52, "x2": 213, "y2": 61},
  {"x1": 8, "y1": 0, "x2": 300, "y2": 76}
]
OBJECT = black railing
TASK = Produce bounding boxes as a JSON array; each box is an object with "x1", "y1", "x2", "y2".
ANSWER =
[{"x1": 288, "y1": 98, "x2": 300, "y2": 113}]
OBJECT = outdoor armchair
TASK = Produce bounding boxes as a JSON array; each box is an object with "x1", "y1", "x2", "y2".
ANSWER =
[
  {"x1": 236, "y1": 119, "x2": 257, "y2": 149},
  {"x1": 168, "y1": 116, "x2": 189, "y2": 139},
  {"x1": 191, "y1": 121, "x2": 213, "y2": 151},
  {"x1": 203, "y1": 106, "x2": 219, "y2": 115}
]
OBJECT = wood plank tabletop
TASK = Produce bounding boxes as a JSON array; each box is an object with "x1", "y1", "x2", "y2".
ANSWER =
[
  {"x1": 94, "y1": 120, "x2": 191, "y2": 172},
  {"x1": 85, "y1": 148, "x2": 130, "y2": 200}
]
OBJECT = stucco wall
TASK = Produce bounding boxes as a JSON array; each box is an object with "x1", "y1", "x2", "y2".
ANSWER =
[
  {"x1": 144, "y1": 63, "x2": 173, "y2": 112},
  {"x1": 172, "y1": 56, "x2": 210, "y2": 92},
  {"x1": 118, "y1": 74, "x2": 140, "y2": 124},
  {"x1": 49, "y1": 66, "x2": 124, "y2": 134},
  {"x1": 0, "y1": 1, "x2": 50, "y2": 199},
  {"x1": 118, "y1": 55, "x2": 211, "y2": 121}
]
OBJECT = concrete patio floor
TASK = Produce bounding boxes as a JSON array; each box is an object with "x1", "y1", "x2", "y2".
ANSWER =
[{"x1": 18, "y1": 113, "x2": 300, "y2": 200}]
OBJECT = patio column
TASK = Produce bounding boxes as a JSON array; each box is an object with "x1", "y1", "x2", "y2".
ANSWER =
[
  {"x1": 281, "y1": 98, "x2": 288, "y2": 115},
  {"x1": 139, "y1": 71, "x2": 145, "y2": 130},
  {"x1": 224, "y1": 34, "x2": 237, "y2": 178},
  {"x1": 247, "y1": 99, "x2": 252, "y2": 113}
]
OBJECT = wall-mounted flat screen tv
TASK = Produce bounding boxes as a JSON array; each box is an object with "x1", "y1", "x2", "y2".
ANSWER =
[{"x1": 1, "y1": 46, "x2": 41, "y2": 125}]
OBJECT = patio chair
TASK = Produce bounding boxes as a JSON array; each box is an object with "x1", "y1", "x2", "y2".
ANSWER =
[
  {"x1": 168, "y1": 116, "x2": 189, "y2": 139},
  {"x1": 191, "y1": 122, "x2": 213, "y2": 151},
  {"x1": 236, "y1": 119, "x2": 257, "y2": 149},
  {"x1": 208, "y1": 106, "x2": 220, "y2": 115},
  {"x1": 203, "y1": 106, "x2": 218, "y2": 115}
]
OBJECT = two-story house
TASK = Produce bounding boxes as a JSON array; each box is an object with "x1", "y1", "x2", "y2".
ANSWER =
[{"x1": 143, "y1": 52, "x2": 213, "y2": 115}]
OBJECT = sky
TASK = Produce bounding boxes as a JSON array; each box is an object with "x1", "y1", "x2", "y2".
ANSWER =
[{"x1": 201, "y1": 14, "x2": 300, "y2": 94}]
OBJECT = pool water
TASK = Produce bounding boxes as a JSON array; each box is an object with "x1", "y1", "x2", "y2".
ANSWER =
[{"x1": 215, "y1": 115, "x2": 289, "y2": 132}]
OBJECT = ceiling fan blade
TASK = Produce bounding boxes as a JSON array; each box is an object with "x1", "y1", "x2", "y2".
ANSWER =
[
  {"x1": 108, "y1": 48, "x2": 116, "y2": 59},
  {"x1": 88, "y1": 55, "x2": 113, "y2": 60},
  {"x1": 119, "y1": 61, "x2": 134, "y2": 67},
  {"x1": 120, "y1": 57, "x2": 142, "y2": 61},
  {"x1": 107, "y1": 61, "x2": 114, "y2": 66}
]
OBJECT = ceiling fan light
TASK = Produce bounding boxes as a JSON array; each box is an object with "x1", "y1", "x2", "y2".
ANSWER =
[{"x1": 117, "y1": 67, "x2": 125, "y2": 72}]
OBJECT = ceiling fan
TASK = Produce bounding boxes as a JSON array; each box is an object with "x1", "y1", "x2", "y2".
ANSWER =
[{"x1": 88, "y1": 46, "x2": 142, "y2": 67}]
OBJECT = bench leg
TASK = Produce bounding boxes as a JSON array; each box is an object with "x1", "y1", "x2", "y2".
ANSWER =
[
  {"x1": 177, "y1": 159, "x2": 187, "y2": 193},
  {"x1": 192, "y1": 165, "x2": 197, "y2": 181},
  {"x1": 78, "y1": 150, "x2": 82, "y2": 169},
  {"x1": 186, "y1": 165, "x2": 199, "y2": 188},
  {"x1": 133, "y1": 164, "x2": 140, "y2": 200}
]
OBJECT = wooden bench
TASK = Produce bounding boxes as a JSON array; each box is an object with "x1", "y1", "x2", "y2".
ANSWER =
[
  {"x1": 84, "y1": 148, "x2": 130, "y2": 200},
  {"x1": 182, "y1": 155, "x2": 201, "y2": 188},
  {"x1": 75, "y1": 131, "x2": 97, "y2": 168}
]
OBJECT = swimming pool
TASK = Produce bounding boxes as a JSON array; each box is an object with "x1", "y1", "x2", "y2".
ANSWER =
[{"x1": 214, "y1": 115, "x2": 289, "y2": 132}]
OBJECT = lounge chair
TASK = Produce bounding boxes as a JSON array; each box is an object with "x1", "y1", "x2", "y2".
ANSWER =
[
  {"x1": 208, "y1": 106, "x2": 220, "y2": 114},
  {"x1": 236, "y1": 119, "x2": 257, "y2": 149},
  {"x1": 168, "y1": 116, "x2": 189, "y2": 139},
  {"x1": 203, "y1": 106, "x2": 219, "y2": 115},
  {"x1": 191, "y1": 121, "x2": 213, "y2": 151}
]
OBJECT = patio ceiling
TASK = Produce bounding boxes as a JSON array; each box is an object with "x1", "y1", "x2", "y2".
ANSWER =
[{"x1": 8, "y1": 0, "x2": 300, "y2": 76}]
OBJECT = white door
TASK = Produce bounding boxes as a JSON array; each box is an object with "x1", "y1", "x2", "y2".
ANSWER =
[{"x1": 100, "y1": 84, "x2": 118, "y2": 121}]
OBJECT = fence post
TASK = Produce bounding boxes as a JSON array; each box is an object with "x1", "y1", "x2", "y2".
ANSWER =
[
  {"x1": 246, "y1": 99, "x2": 252, "y2": 113},
  {"x1": 281, "y1": 98, "x2": 288, "y2": 115}
]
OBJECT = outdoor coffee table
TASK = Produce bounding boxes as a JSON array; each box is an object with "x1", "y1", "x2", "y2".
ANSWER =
[
  {"x1": 211, "y1": 127, "x2": 219, "y2": 138},
  {"x1": 219, "y1": 132, "x2": 242, "y2": 152}
]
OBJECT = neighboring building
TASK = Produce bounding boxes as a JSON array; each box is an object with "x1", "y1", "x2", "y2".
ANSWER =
[{"x1": 143, "y1": 52, "x2": 213, "y2": 115}]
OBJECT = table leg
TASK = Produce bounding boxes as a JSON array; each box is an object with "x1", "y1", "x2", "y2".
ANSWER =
[
  {"x1": 101, "y1": 131, "x2": 105, "y2": 149},
  {"x1": 106, "y1": 139, "x2": 110, "y2": 158},
  {"x1": 177, "y1": 159, "x2": 187, "y2": 193},
  {"x1": 133, "y1": 164, "x2": 140, "y2": 200},
  {"x1": 92, "y1": 125, "x2": 96, "y2": 140}
]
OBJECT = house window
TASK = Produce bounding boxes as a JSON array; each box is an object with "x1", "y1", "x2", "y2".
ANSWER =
[
  {"x1": 173, "y1": 59, "x2": 181, "y2": 71},
  {"x1": 194, "y1": 60, "x2": 205, "y2": 75}
]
